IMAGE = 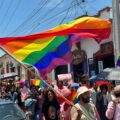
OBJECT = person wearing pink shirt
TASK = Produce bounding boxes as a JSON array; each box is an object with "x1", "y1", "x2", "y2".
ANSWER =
[
  {"x1": 54, "y1": 80, "x2": 71, "y2": 120},
  {"x1": 106, "y1": 85, "x2": 120, "y2": 120}
]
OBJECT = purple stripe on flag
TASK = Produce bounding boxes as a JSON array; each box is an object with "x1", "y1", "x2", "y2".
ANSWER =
[
  {"x1": 117, "y1": 59, "x2": 120, "y2": 66},
  {"x1": 39, "y1": 52, "x2": 73, "y2": 76}
]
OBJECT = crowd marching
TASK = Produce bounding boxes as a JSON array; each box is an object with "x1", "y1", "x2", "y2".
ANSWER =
[{"x1": 0, "y1": 74, "x2": 120, "y2": 120}]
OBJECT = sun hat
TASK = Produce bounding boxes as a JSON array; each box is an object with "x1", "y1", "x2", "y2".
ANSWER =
[
  {"x1": 77, "y1": 86, "x2": 90, "y2": 98},
  {"x1": 111, "y1": 85, "x2": 120, "y2": 101},
  {"x1": 111, "y1": 85, "x2": 120, "y2": 100},
  {"x1": 113, "y1": 85, "x2": 120, "y2": 94}
]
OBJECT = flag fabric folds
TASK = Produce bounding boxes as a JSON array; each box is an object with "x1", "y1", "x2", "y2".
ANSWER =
[
  {"x1": 117, "y1": 56, "x2": 120, "y2": 66},
  {"x1": 0, "y1": 17, "x2": 111, "y2": 77},
  {"x1": 31, "y1": 79, "x2": 46, "y2": 87},
  {"x1": 70, "y1": 90, "x2": 78, "y2": 104}
]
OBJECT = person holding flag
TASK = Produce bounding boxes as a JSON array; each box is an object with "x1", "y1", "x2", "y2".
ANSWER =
[{"x1": 71, "y1": 86, "x2": 100, "y2": 120}]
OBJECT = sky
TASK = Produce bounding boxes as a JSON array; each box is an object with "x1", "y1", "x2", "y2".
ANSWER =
[{"x1": 0, "y1": 0, "x2": 112, "y2": 56}]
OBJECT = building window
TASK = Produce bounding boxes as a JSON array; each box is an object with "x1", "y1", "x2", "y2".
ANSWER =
[
  {"x1": 0, "y1": 62, "x2": 3, "y2": 68},
  {"x1": 28, "y1": 69, "x2": 36, "y2": 79},
  {"x1": 55, "y1": 65, "x2": 68, "y2": 80},
  {"x1": 1, "y1": 68, "x2": 4, "y2": 74},
  {"x1": 6, "y1": 62, "x2": 9, "y2": 73},
  {"x1": 11, "y1": 67, "x2": 15, "y2": 72}
]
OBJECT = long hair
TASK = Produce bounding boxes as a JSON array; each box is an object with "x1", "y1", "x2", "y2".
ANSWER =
[{"x1": 43, "y1": 89, "x2": 60, "y2": 107}]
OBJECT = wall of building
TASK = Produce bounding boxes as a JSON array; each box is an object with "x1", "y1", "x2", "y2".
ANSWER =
[
  {"x1": 81, "y1": 38, "x2": 100, "y2": 59},
  {"x1": 100, "y1": 10, "x2": 111, "y2": 20},
  {"x1": 0, "y1": 54, "x2": 27, "y2": 81},
  {"x1": 48, "y1": 7, "x2": 113, "y2": 80}
]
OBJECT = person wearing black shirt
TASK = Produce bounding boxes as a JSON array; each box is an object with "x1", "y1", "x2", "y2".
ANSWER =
[{"x1": 42, "y1": 89, "x2": 60, "y2": 120}]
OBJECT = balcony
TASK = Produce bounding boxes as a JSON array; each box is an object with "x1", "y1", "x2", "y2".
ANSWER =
[{"x1": 0, "y1": 72, "x2": 17, "y2": 79}]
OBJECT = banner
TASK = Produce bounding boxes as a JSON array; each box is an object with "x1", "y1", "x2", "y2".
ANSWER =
[{"x1": 57, "y1": 73, "x2": 73, "y2": 85}]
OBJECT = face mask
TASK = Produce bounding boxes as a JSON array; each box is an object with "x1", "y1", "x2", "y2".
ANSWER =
[{"x1": 81, "y1": 96, "x2": 90, "y2": 103}]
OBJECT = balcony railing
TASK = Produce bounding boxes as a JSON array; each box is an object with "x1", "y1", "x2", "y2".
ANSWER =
[{"x1": 0, "y1": 72, "x2": 17, "y2": 79}]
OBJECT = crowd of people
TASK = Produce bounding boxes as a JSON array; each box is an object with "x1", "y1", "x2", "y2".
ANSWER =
[{"x1": 0, "y1": 74, "x2": 120, "y2": 120}]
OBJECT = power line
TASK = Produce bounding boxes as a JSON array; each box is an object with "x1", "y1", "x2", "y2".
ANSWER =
[
  {"x1": 13, "y1": 0, "x2": 49, "y2": 35},
  {"x1": 61, "y1": 0, "x2": 80, "y2": 20},
  {"x1": 73, "y1": 0, "x2": 79, "y2": 17},
  {"x1": 78, "y1": 0, "x2": 88, "y2": 14},
  {"x1": 31, "y1": 8, "x2": 82, "y2": 34},
  {"x1": 7, "y1": 0, "x2": 88, "y2": 36},
  {"x1": 7, "y1": 0, "x2": 109, "y2": 36},
  {"x1": 59, "y1": 0, "x2": 74, "y2": 24},
  {"x1": 86, "y1": 2, "x2": 110, "y2": 18},
  {"x1": 2, "y1": 0, "x2": 21, "y2": 34},
  {"x1": 22, "y1": 0, "x2": 65, "y2": 35},
  {"x1": 7, "y1": 0, "x2": 49, "y2": 36},
  {"x1": 0, "y1": 0, "x2": 13, "y2": 27},
  {"x1": 28, "y1": 0, "x2": 110, "y2": 34},
  {"x1": 25, "y1": 1, "x2": 86, "y2": 34}
]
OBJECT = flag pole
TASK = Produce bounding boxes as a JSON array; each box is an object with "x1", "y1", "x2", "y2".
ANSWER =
[
  {"x1": 0, "y1": 46, "x2": 91, "y2": 120},
  {"x1": 0, "y1": 46, "x2": 74, "y2": 103}
]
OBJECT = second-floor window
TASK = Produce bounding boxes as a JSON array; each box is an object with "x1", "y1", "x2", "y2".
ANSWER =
[
  {"x1": 11, "y1": 67, "x2": 15, "y2": 72},
  {"x1": 6, "y1": 62, "x2": 9, "y2": 73},
  {"x1": 1, "y1": 68, "x2": 4, "y2": 74},
  {"x1": 9, "y1": 62, "x2": 15, "y2": 72}
]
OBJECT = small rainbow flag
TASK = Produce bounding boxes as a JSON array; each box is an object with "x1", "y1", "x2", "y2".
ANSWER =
[
  {"x1": 31, "y1": 79, "x2": 46, "y2": 88},
  {"x1": 71, "y1": 90, "x2": 78, "y2": 104},
  {"x1": 0, "y1": 17, "x2": 111, "y2": 77}
]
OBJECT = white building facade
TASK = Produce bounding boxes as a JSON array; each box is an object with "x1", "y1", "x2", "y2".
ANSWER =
[
  {"x1": 0, "y1": 54, "x2": 28, "y2": 81},
  {"x1": 48, "y1": 7, "x2": 114, "y2": 82}
]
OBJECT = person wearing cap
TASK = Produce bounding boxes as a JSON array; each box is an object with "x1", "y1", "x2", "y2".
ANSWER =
[
  {"x1": 106, "y1": 85, "x2": 120, "y2": 120},
  {"x1": 70, "y1": 86, "x2": 100, "y2": 120}
]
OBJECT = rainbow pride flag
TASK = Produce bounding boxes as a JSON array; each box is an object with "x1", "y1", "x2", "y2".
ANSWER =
[
  {"x1": 31, "y1": 79, "x2": 46, "y2": 87},
  {"x1": 0, "y1": 17, "x2": 111, "y2": 76},
  {"x1": 116, "y1": 56, "x2": 120, "y2": 66},
  {"x1": 70, "y1": 90, "x2": 78, "y2": 104}
]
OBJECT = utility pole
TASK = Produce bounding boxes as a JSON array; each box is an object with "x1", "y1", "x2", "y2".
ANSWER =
[{"x1": 112, "y1": 0, "x2": 120, "y2": 66}]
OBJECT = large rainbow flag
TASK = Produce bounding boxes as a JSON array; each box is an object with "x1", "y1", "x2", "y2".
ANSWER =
[{"x1": 0, "y1": 17, "x2": 111, "y2": 77}]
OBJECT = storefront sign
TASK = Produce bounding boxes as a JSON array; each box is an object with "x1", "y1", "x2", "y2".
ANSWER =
[
  {"x1": 101, "y1": 42, "x2": 112, "y2": 53},
  {"x1": 98, "y1": 61, "x2": 103, "y2": 73},
  {"x1": 115, "y1": 80, "x2": 120, "y2": 85},
  {"x1": 72, "y1": 50, "x2": 86, "y2": 65},
  {"x1": 88, "y1": 58, "x2": 96, "y2": 76},
  {"x1": 88, "y1": 58, "x2": 94, "y2": 65}
]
